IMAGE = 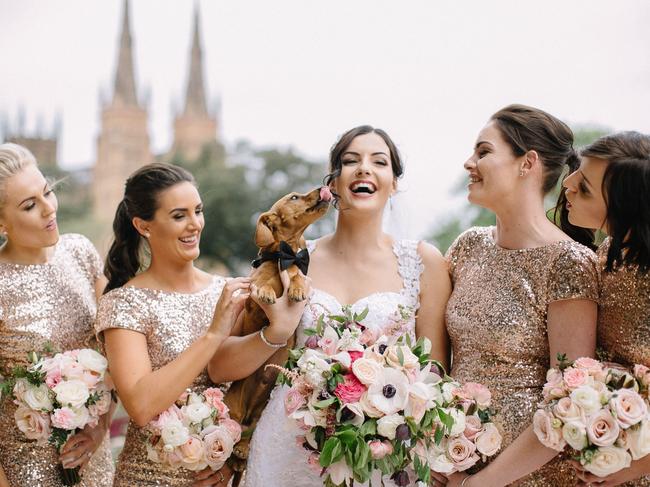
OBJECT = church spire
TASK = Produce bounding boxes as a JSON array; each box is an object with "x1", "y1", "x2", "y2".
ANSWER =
[
  {"x1": 183, "y1": 3, "x2": 208, "y2": 117},
  {"x1": 113, "y1": 0, "x2": 138, "y2": 106}
]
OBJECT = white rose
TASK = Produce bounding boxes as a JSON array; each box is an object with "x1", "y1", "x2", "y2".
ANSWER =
[
  {"x1": 475, "y1": 423, "x2": 502, "y2": 456},
  {"x1": 23, "y1": 384, "x2": 54, "y2": 412},
  {"x1": 76, "y1": 349, "x2": 108, "y2": 376},
  {"x1": 570, "y1": 386, "x2": 602, "y2": 416},
  {"x1": 431, "y1": 453, "x2": 455, "y2": 474},
  {"x1": 562, "y1": 421, "x2": 588, "y2": 451},
  {"x1": 584, "y1": 446, "x2": 631, "y2": 477},
  {"x1": 161, "y1": 419, "x2": 190, "y2": 448},
  {"x1": 377, "y1": 413, "x2": 405, "y2": 440},
  {"x1": 628, "y1": 420, "x2": 650, "y2": 460},
  {"x1": 182, "y1": 402, "x2": 212, "y2": 424},
  {"x1": 352, "y1": 358, "x2": 383, "y2": 386},
  {"x1": 69, "y1": 406, "x2": 90, "y2": 429},
  {"x1": 447, "y1": 408, "x2": 467, "y2": 436},
  {"x1": 53, "y1": 380, "x2": 90, "y2": 408}
]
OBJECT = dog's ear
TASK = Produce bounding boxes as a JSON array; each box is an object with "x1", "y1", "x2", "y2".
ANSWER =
[{"x1": 255, "y1": 212, "x2": 279, "y2": 247}]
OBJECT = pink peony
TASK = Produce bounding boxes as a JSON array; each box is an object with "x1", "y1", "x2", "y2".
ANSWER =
[
  {"x1": 212, "y1": 400, "x2": 230, "y2": 420},
  {"x1": 334, "y1": 374, "x2": 367, "y2": 404},
  {"x1": 368, "y1": 439, "x2": 394, "y2": 459},
  {"x1": 447, "y1": 436, "x2": 479, "y2": 471},
  {"x1": 563, "y1": 367, "x2": 590, "y2": 390},
  {"x1": 284, "y1": 388, "x2": 307, "y2": 415},
  {"x1": 587, "y1": 409, "x2": 620, "y2": 447}
]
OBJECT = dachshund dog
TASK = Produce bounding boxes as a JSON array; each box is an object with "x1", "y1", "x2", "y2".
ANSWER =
[{"x1": 224, "y1": 186, "x2": 331, "y2": 482}]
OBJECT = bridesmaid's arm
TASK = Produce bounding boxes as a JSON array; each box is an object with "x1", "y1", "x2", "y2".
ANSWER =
[
  {"x1": 103, "y1": 278, "x2": 250, "y2": 427},
  {"x1": 94, "y1": 275, "x2": 108, "y2": 301},
  {"x1": 0, "y1": 465, "x2": 9, "y2": 487},
  {"x1": 448, "y1": 298, "x2": 598, "y2": 487},
  {"x1": 415, "y1": 242, "x2": 451, "y2": 371}
]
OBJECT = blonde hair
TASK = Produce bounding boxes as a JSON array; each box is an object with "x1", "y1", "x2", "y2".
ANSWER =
[{"x1": 0, "y1": 143, "x2": 38, "y2": 211}]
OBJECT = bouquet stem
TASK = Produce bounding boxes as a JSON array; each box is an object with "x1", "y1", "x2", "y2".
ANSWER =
[{"x1": 58, "y1": 463, "x2": 81, "y2": 486}]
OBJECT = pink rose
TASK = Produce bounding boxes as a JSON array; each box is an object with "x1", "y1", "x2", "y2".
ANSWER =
[
  {"x1": 307, "y1": 452, "x2": 321, "y2": 473},
  {"x1": 533, "y1": 409, "x2": 566, "y2": 451},
  {"x1": 334, "y1": 374, "x2": 367, "y2": 404},
  {"x1": 202, "y1": 425, "x2": 234, "y2": 470},
  {"x1": 587, "y1": 409, "x2": 620, "y2": 446},
  {"x1": 563, "y1": 368, "x2": 590, "y2": 390},
  {"x1": 14, "y1": 406, "x2": 51, "y2": 441},
  {"x1": 359, "y1": 392, "x2": 384, "y2": 418},
  {"x1": 284, "y1": 388, "x2": 307, "y2": 415},
  {"x1": 203, "y1": 388, "x2": 225, "y2": 408},
  {"x1": 553, "y1": 397, "x2": 586, "y2": 424},
  {"x1": 368, "y1": 439, "x2": 394, "y2": 459},
  {"x1": 212, "y1": 400, "x2": 230, "y2": 420},
  {"x1": 463, "y1": 415, "x2": 483, "y2": 440},
  {"x1": 220, "y1": 418, "x2": 242, "y2": 444},
  {"x1": 447, "y1": 436, "x2": 479, "y2": 471},
  {"x1": 318, "y1": 336, "x2": 337, "y2": 356},
  {"x1": 359, "y1": 327, "x2": 379, "y2": 346},
  {"x1": 178, "y1": 435, "x2": 207, "y2": 471},
  {"x1": 634, "y1": 364, "x2": 650, "y2": 387},
  {"x1": 610, "y1": 389, "x2": 648, "y2": 429},
  {"x1": 474, "y1": 423, "x2": 502, "y2": 456},
  {"x1": 543, "y1": 368, "x2": 566, "y2": 400},
  {"x1": 574, "y1": 357, "x2": 604, "y2": 376}
]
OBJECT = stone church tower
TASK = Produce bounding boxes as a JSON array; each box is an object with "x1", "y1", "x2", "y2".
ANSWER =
[
  {"x1": 93, "y1": 0, "x2": 151, "y2": 222},
  {"x1": 170, "y1": 5, "x2": 218, "y2": 161}
]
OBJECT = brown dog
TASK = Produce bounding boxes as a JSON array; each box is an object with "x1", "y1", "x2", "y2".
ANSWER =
[{"x1": 224, "y1": 186, "x2": 331, "y2": 482}]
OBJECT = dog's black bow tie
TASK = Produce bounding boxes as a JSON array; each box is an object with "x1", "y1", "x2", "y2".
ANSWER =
[{"x1": 251, "y1": 241, "x2": 310, "y2": 275}]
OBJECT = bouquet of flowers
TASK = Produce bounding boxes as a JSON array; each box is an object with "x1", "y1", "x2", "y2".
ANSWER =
[
  {"x1": 1, "y1": 346, "x2": 115, "y2": 485},
  {"x1": 533, "y1": 355, "x2": 650, "y2": 477},
  {"x1": 277, "y1": 305, "x2": 501, "y2": 486},
  {"x1": 144, "y1": 387, "x2": 242, "y2": 473}
]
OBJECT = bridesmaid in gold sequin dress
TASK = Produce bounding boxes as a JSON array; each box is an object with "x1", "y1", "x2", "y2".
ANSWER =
[
  {"x1": 96, "y1": 163, "x2": 307, "y2": 486},
  {"x1": 0, "y1": 143, "x2": 114, "y2": 486},
  {"x1": 560, "y1": 131, "x2": 650, "y2": 486},
  {"x1": 444, "y1": 106, "x2": 599, "y2": 487}
]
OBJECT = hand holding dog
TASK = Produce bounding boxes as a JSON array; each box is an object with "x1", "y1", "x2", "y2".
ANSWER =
[
  {"x1": 251, "y1": 267, "x2": 310, "y2": 344},
  {"x1": 208, "y1": 277, "x2": 252, "y2": 340}
]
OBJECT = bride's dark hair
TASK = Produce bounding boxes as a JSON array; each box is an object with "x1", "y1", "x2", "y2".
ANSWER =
[
  {"x1": 104, "y1": 163, "x2": 196, "y2": 293},
  {"x1": 324, "y1": 125, "x2": 403, "y2": 207}
]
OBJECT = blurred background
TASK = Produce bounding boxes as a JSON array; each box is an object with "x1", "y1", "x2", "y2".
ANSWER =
[{"x1": 2, "y1": 0, "x2": 649, "y2": 459}]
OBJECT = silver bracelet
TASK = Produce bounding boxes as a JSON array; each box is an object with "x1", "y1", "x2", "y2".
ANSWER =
[
  {"x1": 259, "y1": 326, "x2": 287, "y2": 348},
  {"x1": 460, "y1": 475, "x2": 473, "y2": 487}
]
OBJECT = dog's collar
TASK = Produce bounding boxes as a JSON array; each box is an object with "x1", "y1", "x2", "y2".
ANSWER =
[{"x1": 251, "y1": 240, "x2": 310, "y2": 275}]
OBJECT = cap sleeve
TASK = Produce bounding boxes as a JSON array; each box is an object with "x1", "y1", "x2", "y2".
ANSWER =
[
  {"x1": 95, "y1": 287, "x2": 150, "y2": 340},
  {"x1": 547, "y1": 243, "x2": 599, "y2": 303},
  {"x1": 444, "y1": 227, "x2": 485, "y2": 283},
  {"x1": 63, "y1": 234, "x2": 104, "y2": 284}
]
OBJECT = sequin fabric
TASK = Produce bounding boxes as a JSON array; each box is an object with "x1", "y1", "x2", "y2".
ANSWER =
[
  {"x1": 597, "y1": 238, "x2": 650, "y2": 486},
  {"x1": 245, "y1": 240, "x2": 423, "y2": 487},
  {"x1": 0, "y1": 234, "x2": 114, "y2": 487},
  {"x1": 95, "y1": 275, "x2": 226, "y2": 486},
  {"x1": 446, "y1": 227, "x2": 599, "y2": 486}
]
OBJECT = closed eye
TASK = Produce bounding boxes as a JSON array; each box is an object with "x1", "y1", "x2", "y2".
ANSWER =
[{"x1": 578, "y1": 182, "x2": 590, "y2": 195}]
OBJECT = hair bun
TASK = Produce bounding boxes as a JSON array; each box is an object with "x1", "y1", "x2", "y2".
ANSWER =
[{"x1": 565, "y1": 148, "x2": 580, "y2": 171}]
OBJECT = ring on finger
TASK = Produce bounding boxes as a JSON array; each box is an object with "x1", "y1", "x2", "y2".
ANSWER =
[{"x1": 217, "y1": 472, "x2": 225, "y2": 483}]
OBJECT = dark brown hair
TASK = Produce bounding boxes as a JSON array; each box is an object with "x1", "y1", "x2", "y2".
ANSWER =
[
  {"x1": 559, "y1": 132, "x2": 650, "y2": 272},
  {"x1": 104, "y1": 163, "x2": 196, "y2": 292},
  {"x1": 324, "y1": 125, "x2": 403, "y2": 206},
  {"x1": 491, "y1": 104, "x2": 578, "y2": 194}
]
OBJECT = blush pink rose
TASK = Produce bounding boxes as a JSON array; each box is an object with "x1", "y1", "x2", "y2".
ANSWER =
[
  {"x1": 318, "y1": 336, "x2": 338, "y2": 356},
  {"x1": 284, "y1": 388, "x2": 307, "y2": 415},
  {"x1": 533, "y1": 409, "x2": 566, "y2": 451},
  {"x1": 574, "y1": 357, "x2": 604, "y2": 376},
  {"x1": 220, "y1": 418, "x2": 242, "y2": 443},
  {"x1": 334, "y1": 374, "x2": 367, "y2": 404},
  {"x1": 587, "y1": 409, "x2": 620, "y2": 447},
  {"x1": 447, "y1": 436, "x2": 479, "y2": 471},
  {"x1": 543, "y1": 368, "x2": 566, "y2": 400},
  {"x1": 202, "y1": 425, "x2": 234, "y2": 470},
  {"x1": 368, "y1": 439, "x2": 394, "y2": 459},
  {"x1": 458, "y1": 382, "x2": 492, "y2": 408},
  {"x1": 634, "y1": 364, "x2": 650, "y2": 387},
  {"x1": 463, "y1": 415, "x2": 483, "y2": 440},
  {"x1": 14, "y1": 406, "x2": 51, "y2": 441},
  {"x1": 178, "y1": 435, "x2": 206, "y2": 471},
  {"x1": 563, "y1": 368, "x2": 590, "y2": 390},
  {"x1": 553, "y1": 397, "x2": 586, "y2": 424},
  {"x1": 212, "y1": 400, "x2": 230, "y2": 420},
  {"x1": 610, "y1": 389, "x2": 648, "y2": 429}
]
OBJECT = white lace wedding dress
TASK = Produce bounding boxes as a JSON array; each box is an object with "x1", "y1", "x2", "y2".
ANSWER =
[{"x1": 245, "y1": 239, "x2": 424, "y2": 487}]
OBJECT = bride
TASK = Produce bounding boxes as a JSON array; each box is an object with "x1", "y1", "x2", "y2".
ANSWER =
[{"x1": 244, "y1": 125, "x2": 451, "y2": 486}]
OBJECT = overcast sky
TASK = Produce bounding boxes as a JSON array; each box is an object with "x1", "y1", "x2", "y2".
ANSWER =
[{"x1": 1, "y1": 0, "x2": 649, "y2": 238}]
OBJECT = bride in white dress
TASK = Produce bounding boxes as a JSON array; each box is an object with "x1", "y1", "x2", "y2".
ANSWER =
[{"x1": 245, "y1": 126, "x2": 452, "y2": 487}]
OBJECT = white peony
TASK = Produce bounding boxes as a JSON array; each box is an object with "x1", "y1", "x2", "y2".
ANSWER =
[
  {"x1": 53, "y1": 380, "x2": 90, "y2": 408},
  {"x1": 23, "y1": 384, "x2": 54, "y2": 412},
  {"x1": 377, "y1": 413, "x2": 405, "y2": 440},
  {"x1": 182, "y1": 402, "x2": 212, "y2": 425},
  {"x1": 76, "y1": 349, "x2": 108, "y2": 376},
  {"x1": 570, "y1": 386, "x2": 602, "y2": 416},
  {"x1": 583, "y1": 446, "x2": 631, "y2": 477},
  {"x1": 562, "y1": 421, "x2": 588, "y2": 450},
  {"x1": 161, "y1": 419, "x2": 190, "y2": 448}
]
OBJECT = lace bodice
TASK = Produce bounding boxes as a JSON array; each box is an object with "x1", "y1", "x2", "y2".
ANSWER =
[{"x1": 245, "y1": 239, "x2": 423, "y2": 487}]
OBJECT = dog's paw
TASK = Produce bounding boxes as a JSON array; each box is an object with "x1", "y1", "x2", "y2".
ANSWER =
[
  {"x1": 288, "y1": 284, "x2": 307, "y2": 302},
  {"x1": 255, "y1": 285, "x2": 277, "y2": 304}
]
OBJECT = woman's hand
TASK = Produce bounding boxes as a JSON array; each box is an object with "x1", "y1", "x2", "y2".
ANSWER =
[
  {"x1": 208, "y1": 277, "x2": 251, "y2": 339},
  {"x1": 251, "y1": 269, "x2": 310, "y2": 344},
  {"x1": 59, "y1": 421, "x2": 107, "y2": 469},
  {"x1": 444, "y1": 472, "x2": 471, "y2": 487},
  {"x1": 572, "y1": 458, "x2": 650, "y2": 487},
  {"x1": 193, "y1": 463, "x2": 234, "y2": 486}
]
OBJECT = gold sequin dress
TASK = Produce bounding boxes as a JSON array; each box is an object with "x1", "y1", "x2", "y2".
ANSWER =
[
  {"x1": 95, "y1": 276, "x2": 226, "y2": 486},
  {"x1": 597, "y1": 238, "x2": 650, "y2": 486},
  {"x1": 446, "y1": 227, "x2": 599, "y2": 486},
  {"x1": 0, "y1": 234, "x2": 114, "y2": 487}
]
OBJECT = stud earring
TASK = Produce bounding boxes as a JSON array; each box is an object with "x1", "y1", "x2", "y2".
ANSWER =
[
  {"x1": 519, "y1": 170, "x2": 525, "y2": 177},
  {"x1": 144, "y1": 232, "x2": 150, "y2": 239}
]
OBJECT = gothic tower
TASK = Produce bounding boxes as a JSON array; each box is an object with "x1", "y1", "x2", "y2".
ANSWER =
[
  {"x1": 170, "y1": 4, "x2": 218, "y2": 161},
  {"x1": 93, "y1": 0, "x2": 151, "y2": 222}
]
